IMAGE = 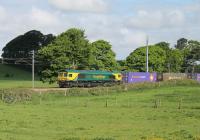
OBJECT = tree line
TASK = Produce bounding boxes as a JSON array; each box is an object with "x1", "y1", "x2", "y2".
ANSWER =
[{"x1": 1, "y1": 28, "x2": 200, "y2": 83}]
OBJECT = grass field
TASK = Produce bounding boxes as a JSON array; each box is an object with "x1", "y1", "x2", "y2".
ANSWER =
[
  {"x1": 0, "y1": 64, "x2": 57, "y2": 88},
  {"x1": 0, "y1": 85, "x2": 200, "y2": 140},
  {"x1": 0, "y1": 80, "x2": 57, "y2": 88}
]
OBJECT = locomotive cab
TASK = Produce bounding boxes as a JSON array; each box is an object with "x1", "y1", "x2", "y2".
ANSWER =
[
  {"x1": 58, "y1": 72, "x2": 79, "y2": 81},
  {"x1": 58, "y1": 72, "x2": 68, "y2": 81}
]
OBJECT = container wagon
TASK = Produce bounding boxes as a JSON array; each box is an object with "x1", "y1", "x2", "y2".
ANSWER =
[{"x1": 122, "y1": 72, "x2": 157, "y2": 83}]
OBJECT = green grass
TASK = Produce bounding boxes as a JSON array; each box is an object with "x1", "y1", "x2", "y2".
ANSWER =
[
  {"x1": 0, "y1": 64, "x2": 33, "y2": 80},
  {"x1": 0, "y1": 86, "x2": 200, "y2": 140},
  {"x1": 0, "y1": 64, "x2": 57, "y2": 88},
  {"x1": 0, "y1": 80, "x2": 57, "y2": 88}
]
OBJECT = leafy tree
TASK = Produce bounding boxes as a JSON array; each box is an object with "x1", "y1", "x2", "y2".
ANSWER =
[
  {"x1": 90, "y1": 40, "x2": 119, "y2": 70},
  {"x1": 166, "y1": 49, "x2": 184, "y2": 72},
  {"x1": 2, "y1": 30, "x2": 55, "y2": 58},
  {"x1": 38, "y1": 28, "x2": 91, "y2": 83},
  {"x1": 126, "y1": 45, "x2": 167, "y2": 72},
  {"x1": 175, "y1": 38, "x2": 188, "y2": 50},
  {"x1": 117, "y1": 60, "x2": 127, "y2": 71},
  {"x1": 156, "y1": 42, "x2": 170, "y2": 51},
  {"x1": 185, "y1": 40, "x2": 200, "y2": 73}
]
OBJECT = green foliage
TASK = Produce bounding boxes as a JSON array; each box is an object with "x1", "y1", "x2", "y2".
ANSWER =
[
  {"x1": 0, "y1": 64, "x2": 33, "y2": 80},
  {"x1": 166, "y1": 49, "x2": 184, "y2": 72},
  {"x1": 38, "y1": 29, "x2": 119, "y2": 83},
  {"x1": 185, "y1": 40, "x2": 200, "y2": 73},
  {"x1": 155, "y1": 42, "x2": 170, "y2": 51},
  {"x1": 175, "y1": 39, "x2": 200, "y2": 72},
  {"x1": 126, "y1": 45, "x2": 167, "y2": 72},
  {"x1": 2, "y1": 30, "x2": 55, "y2": 58},
  {"x1": 38, "y1": 28, "x2": 91, "y2": 83},
  {"x1": 126, "y1": 42, "x2": 185, "y2": 73},
  {"x1": 90, "y1": 40, "x2": 119, "y2": 70},
  {"x1": 175, "y1": 38, "x2": 188, "y2": 50}
]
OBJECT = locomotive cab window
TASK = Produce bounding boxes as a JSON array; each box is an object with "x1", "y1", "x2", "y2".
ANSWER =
[
  {"x1": 58, "y1": 73, "x2": 63, "y2": 77},
  {"x1": 64, "y1": 73, "x2": 67, "y2": 77},
  {"x1": 68, "y1": 74, "x2": 73, "y2": 77}
]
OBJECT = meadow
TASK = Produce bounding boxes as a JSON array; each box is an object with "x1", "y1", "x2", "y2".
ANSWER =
[
  {"x1": 0, "y1": 64, "x2": 57, "y2": 88},
  {"x1": 0, "y1": 64, "x2": 200, "y2": 140},
  {"x1": 0, "y1": 85, "x2": 200, "y2": 140}
]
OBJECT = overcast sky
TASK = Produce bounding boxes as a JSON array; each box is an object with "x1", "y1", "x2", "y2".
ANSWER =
[{"x1": 0, "y1": 0, "x2": 200, "y2": 59}]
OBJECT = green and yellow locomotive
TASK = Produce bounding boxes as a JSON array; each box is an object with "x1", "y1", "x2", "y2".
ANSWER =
[{"x1": 58, "y1": 70, "x2": 122, "y2": 88}]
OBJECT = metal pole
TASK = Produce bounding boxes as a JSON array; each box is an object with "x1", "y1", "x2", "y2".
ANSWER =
[
  {"x1": 32, "y1": 50, "x2": 35, "y2": 88},
  {"x1": 146, "y1": 36, "x2": 149, "y2": 72}
]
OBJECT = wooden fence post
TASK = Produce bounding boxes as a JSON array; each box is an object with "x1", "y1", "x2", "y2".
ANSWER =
[{"x1": 39, "y1": 91, "x2": 42, "y2": 104}]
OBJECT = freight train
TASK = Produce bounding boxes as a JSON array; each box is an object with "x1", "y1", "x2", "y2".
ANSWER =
[
  {"x1": 58, "y1": 70, "x2": 122, "y2": 88},
  {"x1": 57, "y1": 70, "x2": 200, "y2": 88}
]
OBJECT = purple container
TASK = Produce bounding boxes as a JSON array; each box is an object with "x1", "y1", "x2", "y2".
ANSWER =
[
  {"x1": 197, "y1": 74, "x2": 200, "y2": 82},
  {"x1": 123, "y1": 72, "x2": 157, "y2": 83}
]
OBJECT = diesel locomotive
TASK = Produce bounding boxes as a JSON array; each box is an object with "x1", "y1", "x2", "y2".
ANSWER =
[{"x1": 58, "y1": 70, "x2": 122, "y2": 88}]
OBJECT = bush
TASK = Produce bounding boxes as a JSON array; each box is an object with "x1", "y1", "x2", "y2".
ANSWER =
[{"x1": 0, "y1": 89, "x2": 32, "y2": 103}]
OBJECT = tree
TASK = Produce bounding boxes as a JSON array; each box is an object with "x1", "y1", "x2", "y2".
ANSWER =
[
  {"x1": 117, "y1": 60, "x2": 127, "y2": 71},
  {"x1": 175, "y1": 38, "x2": 188, "y2": 50},
  {"x1": 2, "y1": 30, "x2": 55, "y2": 58},
  {"x1": 185, "y1": 40, "x2": 200, "y2": 73},
  {"x1": 90, "y1": 40, "x2": 119, "y2": 70},
  {"x1": 38, "y1": 28, "x2": 92, "y2": 83},
  {"x1": 166, "y1": 49, "x2": 184, "y2": 72},
  {"x1": 155, "y1": 42, "x2": 170, "y2": 51},
  {"x1": 126, "y1": 45, "x2": 167, "y2": 72}
]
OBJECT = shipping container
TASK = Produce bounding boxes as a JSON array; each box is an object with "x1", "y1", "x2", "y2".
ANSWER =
[
  {"x1": 157, "y1": 73, "x2": 163, "y2": 81},
  {"x1": 187, "y1": 73, "x2": 197, "y2": 80},
  {"x1": 163, "y1": 73, "x2": 187, "y2": 81},
  {"x1": 122, "y1": 72, "x2": 157, "y2": 83}
]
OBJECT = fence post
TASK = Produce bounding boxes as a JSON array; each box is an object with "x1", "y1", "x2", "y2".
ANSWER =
[
  {"x1": 84, "y1": 98, "x2": 89, "y2": 107},
  {"x1": 64, "y1": 90, "x2": 68, "y2": 105},
  {"x1": 159, "y1": 99, "x2": 161, "y2": 107},
  {"x1": 1, "y1": 90, "x2": 4, "y2": 101},
  {"x1": 154, "y1": 99, "x2": 158, "y2": 108},
  {"x1": 178, "y1": 98, "x2": 182, "y2": 110},
  {"x1": 39, "y1": 91, "x2": 42, "y2": 105},
  {"x1": 105, "y1": 99, "x2": 108, "y2": 108},
  {"x1": 128, "y1": 98, "x2": 130, "y2": 108},
  {"x1": 115, "y1": 96, "x2": 117, "y2": 107}
]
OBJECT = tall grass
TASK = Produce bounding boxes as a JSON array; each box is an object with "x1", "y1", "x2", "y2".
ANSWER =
[{"x1": 0, "y1": 80, "x2": 199, "y2": 103}]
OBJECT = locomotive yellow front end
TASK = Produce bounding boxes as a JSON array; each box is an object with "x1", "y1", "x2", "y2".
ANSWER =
[
  {"x1": 58, "y1": 71, "x2": 79, "y2": 88},
  {"x1": 58, "y1": 72, "x2": 68, "y2": 81}
]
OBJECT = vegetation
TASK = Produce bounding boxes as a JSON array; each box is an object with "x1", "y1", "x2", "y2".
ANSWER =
[
  {"x1": 0, "y1": 83, "x2": 200, "y2": 140},
  {"x1": 2, "y1": 30, "x2": 55, "y2": 59},
  {"x1": 90, "y1": 40, "x2": 119, "y2": 71},
  {"x1": 0, "y1": 64, "x2": 33, "y2": 80},
  {"x1": 0, "y1": 64, "x2": 56, "y2": 88},
  {"x1": 38, "y1": 28, "x2": 118, "y2": 83},
  {"x1": 1, "y1": 28, "x2": 200, "y2": 83},
  {"x1": 126, "y1": 44, "x2": 167, "y2": 72}
]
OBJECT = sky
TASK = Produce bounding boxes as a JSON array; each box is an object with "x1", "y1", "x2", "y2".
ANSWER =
[{"x1": 0, "y1": 0, "x2": 200, "y2": 59}]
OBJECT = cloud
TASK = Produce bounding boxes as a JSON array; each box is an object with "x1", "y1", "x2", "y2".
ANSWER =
[
  {"x1": 120, "y1": 28, "x2": 146, "y2": 46},
  {"x1": 1, "y1": 0, "x2": 200, "y2": 59},
  {"x1": 49, "y1": 0, "x2": 108, "y2": 13},
  {"x1": 127, "y1": 9, "x2": 185, "y2": 29},
  {"x1": 0, "y1": 5, "x2": 6, "y2": 21},
  {"x1": 184, "y1": 3, "x2": 200, "y2": 12},
  {"x1": 30, "y1": 7, "x2": 60, "y2": 27}
]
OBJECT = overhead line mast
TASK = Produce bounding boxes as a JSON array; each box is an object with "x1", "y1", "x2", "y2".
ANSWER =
[
  {"x1": 146, "y1": 35, "x2": 149, "y2": 73},
  {"x1": 32, "y1": 50, "x2": 35, "y2": 89}
]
